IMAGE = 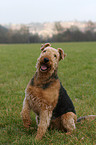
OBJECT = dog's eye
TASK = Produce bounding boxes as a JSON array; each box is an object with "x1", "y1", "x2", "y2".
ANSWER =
[
  {"x1": 54, "y1": 54, "x2": 57, "y2": 58},
  {"x1": 43, "y1": 50, "x2": 46, "y2": 53}
]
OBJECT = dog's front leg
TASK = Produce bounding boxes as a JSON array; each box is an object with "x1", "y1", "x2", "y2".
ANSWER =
[
  {"x1": 35, "y1": 108, "x2": 52, "y2": 140},
  {"x1": 21, "y1": 98, "x2": 31, "y2": 128}
]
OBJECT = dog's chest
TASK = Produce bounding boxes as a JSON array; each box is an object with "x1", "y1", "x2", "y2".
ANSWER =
[
  {"x1": 26, "y1": 92, "x2": 42, "y2": 115},
  {"x1": 26, "y1": 79, "x2": 60, "y2": 114}
]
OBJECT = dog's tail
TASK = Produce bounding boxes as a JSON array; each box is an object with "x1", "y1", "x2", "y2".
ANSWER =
[{"x1": 77, "y1": 115, "x2": 96, "y2": 122}]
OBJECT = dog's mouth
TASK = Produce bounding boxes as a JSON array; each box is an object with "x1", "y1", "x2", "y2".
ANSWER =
[{"x1": 40, "y1": 64, "x2": 50, "y2": 72}]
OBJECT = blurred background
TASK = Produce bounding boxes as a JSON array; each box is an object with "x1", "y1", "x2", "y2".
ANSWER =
[{"x1": 0, "y1": 0, "x2": 96, "y2": 43}]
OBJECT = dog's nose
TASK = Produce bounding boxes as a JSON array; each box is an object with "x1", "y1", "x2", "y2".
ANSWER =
[{"x1": 44, "y1": 57, "x2": 49, "y2": 63}]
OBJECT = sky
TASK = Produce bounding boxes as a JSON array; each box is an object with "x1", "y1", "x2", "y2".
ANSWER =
[{"x1": 0, "y1": 0, "x2": 96, "y2": 24}]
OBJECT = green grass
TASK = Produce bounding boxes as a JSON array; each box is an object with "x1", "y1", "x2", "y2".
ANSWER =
[{"x1": 0, "y1": 42, "x2": 96, "y2": 145}]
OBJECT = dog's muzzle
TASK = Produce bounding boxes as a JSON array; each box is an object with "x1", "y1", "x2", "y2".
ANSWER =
[{"x1": 40, "y1": 57, "x2": 50, "y2": 72}]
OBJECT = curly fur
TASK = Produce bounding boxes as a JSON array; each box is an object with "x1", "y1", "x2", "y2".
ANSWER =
[{"x1": 21, "y1": 43, "x2": 96, "y2": 140}]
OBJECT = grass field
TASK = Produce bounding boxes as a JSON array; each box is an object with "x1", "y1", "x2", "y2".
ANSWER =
[{"x1": 0, "y1": 42, "x2": 96, "y2": 145}]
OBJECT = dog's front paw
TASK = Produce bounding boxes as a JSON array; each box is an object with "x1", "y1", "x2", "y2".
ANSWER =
[
  {"x1": 23, "y1": 120, "x2": 31, "y2": 129},
  {"x1": 35, "y1": 134, "x2": 42, "y2": 140}
]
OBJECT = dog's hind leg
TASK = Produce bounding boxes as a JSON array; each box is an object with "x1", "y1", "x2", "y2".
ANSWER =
[
  {"x1": 61, "y1": 112, "x2": 77, "y2": 133},
  {"x1": 21, "y1": 98, "x2": 31, "y2": 128},
  {"x1": 35, "y1": 109, "x2": 52, "y2": 140}
]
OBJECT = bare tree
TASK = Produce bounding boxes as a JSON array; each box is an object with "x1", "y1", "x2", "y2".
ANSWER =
[{"x1": 54, "y1": 22, "x2": 64, "y2": 34}]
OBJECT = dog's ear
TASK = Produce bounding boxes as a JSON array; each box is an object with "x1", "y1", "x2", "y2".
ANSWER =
[
  {"x1": 58, "y1": 48, "x2": 66, "y2": 60},
  {"x1": 40, "y1": 43, "x2": 51, "y2": 51}
]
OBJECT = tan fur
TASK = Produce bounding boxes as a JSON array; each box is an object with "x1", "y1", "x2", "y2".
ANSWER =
[
  {"x1": 21, "y1": 43, "x2": 96, "y2": 140},
  {"x1": 21, "y1": 43, "x2": 76, "y2": 140},
  {"x1": 41, "y1": 43, "x2": 51, "y2": 51},
  {"x1": 36, "y1": 46, "x2": 60, "y2": 76},
  {"x1": 50, "y1": 112, "x2": 77, "y2": 132},
  {"x1": 61, "y1": 112, "x2": 77, "y2": 132},
  {"x1": 26, "y1": 78, "x2": 60, "y2": 112}
]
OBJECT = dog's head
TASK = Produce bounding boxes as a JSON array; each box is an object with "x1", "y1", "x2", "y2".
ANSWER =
[{"x1": 36, "y1": 43, "x2": 66, "y2": 76}]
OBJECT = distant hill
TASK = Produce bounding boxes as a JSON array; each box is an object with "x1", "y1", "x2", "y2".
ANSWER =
[
  {"x1": 0, "y1": 25, "x2": 8, "y2": 33},
  {"x1": 1, "y1": 21, "x2": 96, "y2": 38},
  {"x1": 0, "y1": 25, "x2": 9, "y2": 43}
]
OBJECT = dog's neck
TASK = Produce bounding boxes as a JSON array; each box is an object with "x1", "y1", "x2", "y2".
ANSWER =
[{"x1": 33, "y1": 70, "x2": 58, "y2": 86}]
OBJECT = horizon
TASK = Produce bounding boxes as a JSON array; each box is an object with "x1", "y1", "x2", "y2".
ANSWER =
[{"x1": 1, "y1": 20, "x2": 96, "y2": 25}]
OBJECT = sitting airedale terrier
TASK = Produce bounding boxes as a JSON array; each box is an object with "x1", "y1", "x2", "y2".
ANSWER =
[{"x1": 21, "y1": 43, "x2": 96, "y2": 140}]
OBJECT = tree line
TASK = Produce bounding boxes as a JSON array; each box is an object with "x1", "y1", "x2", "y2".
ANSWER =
[{"x1": 0, "y1": 21, "x2": 96, "y2": 43}]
